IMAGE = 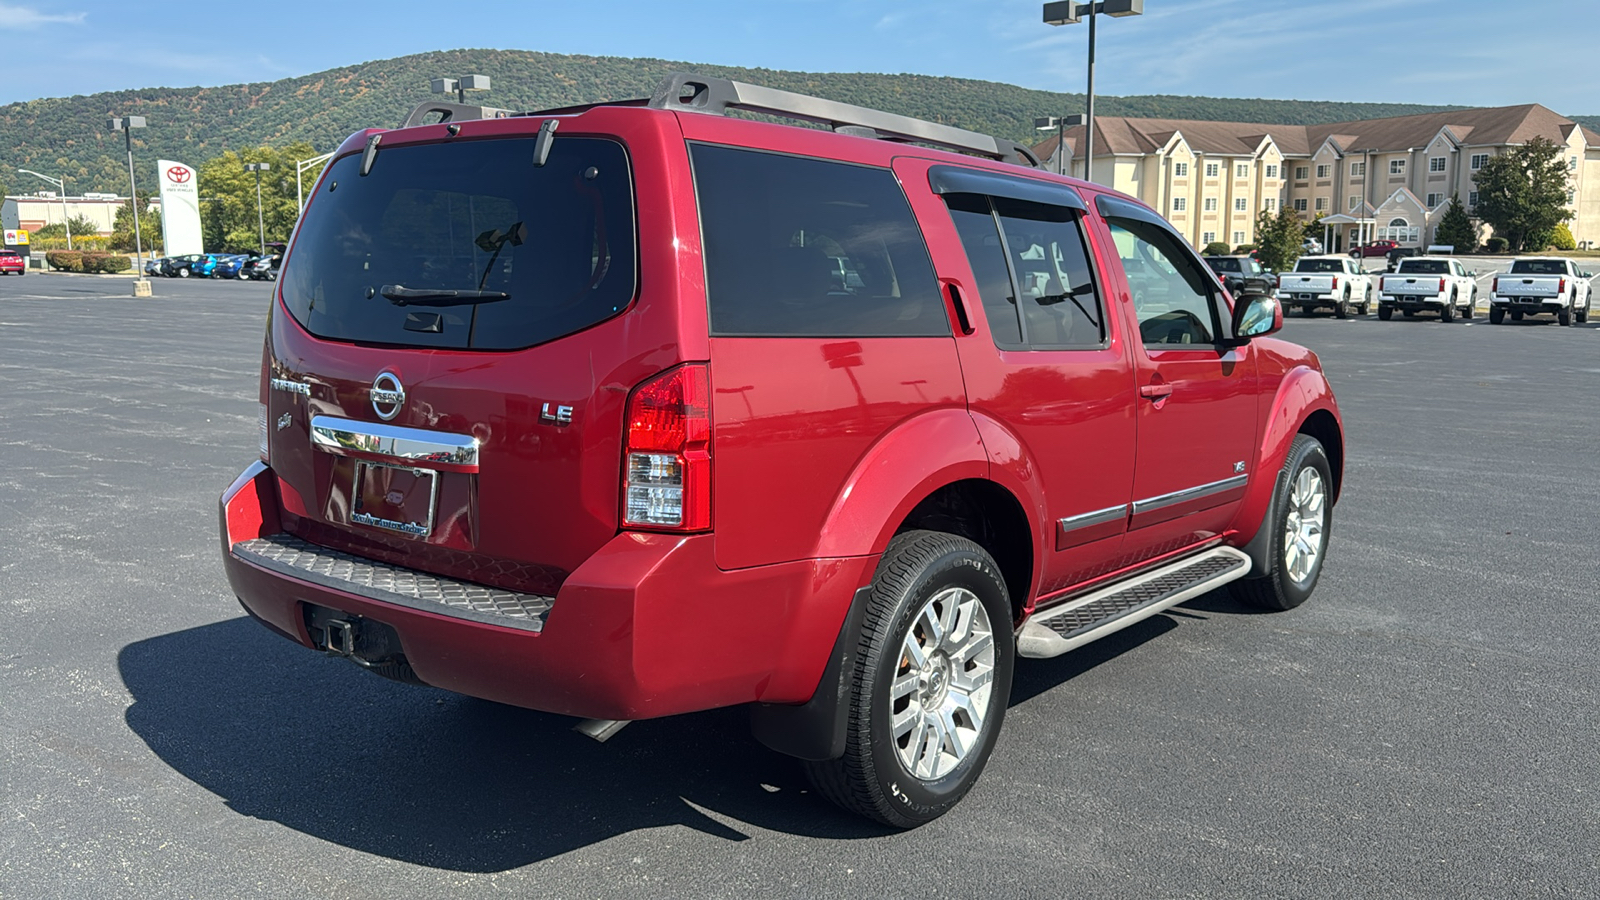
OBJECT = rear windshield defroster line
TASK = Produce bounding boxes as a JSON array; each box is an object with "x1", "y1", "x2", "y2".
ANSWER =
[{"x1": 282, "y1": 136, "x2": 637, "y2": 351}]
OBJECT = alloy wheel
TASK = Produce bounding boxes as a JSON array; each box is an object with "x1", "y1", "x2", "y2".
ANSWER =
[
  {"x1": 889, "y1": 586, "x2": 996, "y2": 781},
  {"x1": 1283, "y1": 467, "x2": 1327, "y2": 585}
]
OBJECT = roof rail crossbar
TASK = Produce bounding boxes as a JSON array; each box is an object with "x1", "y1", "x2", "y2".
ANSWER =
[
  {"x1": 648, "y1": 72, "x2": 1040, "y2": 168},
  {"x1": 400, "y1": 101, "x2": 515, "y2": 129}
]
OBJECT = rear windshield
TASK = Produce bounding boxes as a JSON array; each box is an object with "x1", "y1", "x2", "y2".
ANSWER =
[
  {"x1": 1396, "y1": 260, "x2": 1448, "y2": 274},
  {"x1": 282, "y1": 136, "x2": 636, "y2": 350},
  {"x1": 1509, "y1": 260, "x2": 1566, "y2": 275},
  {"x1": 1295, "y1": 259, "x2": 1343, "y2": 273},
  {"x1": 1207, "y1": 258, "x2": 1242, "y2": 272}
]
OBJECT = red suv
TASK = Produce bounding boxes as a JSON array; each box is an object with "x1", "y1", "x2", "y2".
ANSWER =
[
  {"x1": 0, "y1": 249, "x2": 25, "y2": 275},
  {"x1": 220, "y1": 74, "x2": 1343, "y2": 828}
]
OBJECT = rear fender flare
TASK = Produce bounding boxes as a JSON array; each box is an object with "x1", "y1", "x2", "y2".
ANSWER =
[
  {"x1": 1232, "y1": 365, "x2": 1343, "y2": 554},
  {"x1": 812, "y1": 408, "x2": 990, "y2": 560}
]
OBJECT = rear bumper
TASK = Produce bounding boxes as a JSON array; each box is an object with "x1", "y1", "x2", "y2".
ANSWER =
[
  {"x1": 220, "y1": 461, "x2": 875, "y2": 720},
  {"x1": 1379, "y1": 294, "x2": 1448, "y2": 308},
  {"x1": 1489, "y1": 296, "x2": 1563, "y2": 309}
]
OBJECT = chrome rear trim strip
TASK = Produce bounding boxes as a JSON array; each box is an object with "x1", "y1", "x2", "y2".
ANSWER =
[
  {"x1": 310, "y1": 416, "x2": 479, "y2": 471},
  {"x1": 1057, "y1": 504, "x2": 1129, "y2": 534},
  {"x1": 1132, "y1": 474, "x2": 1248, "y2": 515}
]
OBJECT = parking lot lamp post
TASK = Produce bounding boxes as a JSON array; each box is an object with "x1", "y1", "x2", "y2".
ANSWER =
[
  {"x1": 1043, "y1": 0, "x2": 1144, "y2": 186},
  {"x1": 244, "y1": 162, "x2": 270, "y2": 256},
  {"x1": 17, "y1": 169, "x2": 71, "y2": 250},
  {"x1": 431, "y1": 74, "x2": 490, "y2": 106},
  {"x1": 111, "y1": 116, "x2": 149, "y2": 293},
  {"x1": 1034, "y1": 117, "x2": 1065, "y2": 175}
]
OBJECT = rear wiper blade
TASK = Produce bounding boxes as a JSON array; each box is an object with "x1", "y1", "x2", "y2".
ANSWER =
[{"x1": 380, "y1": 284, "x2": 510, "y2": 307}]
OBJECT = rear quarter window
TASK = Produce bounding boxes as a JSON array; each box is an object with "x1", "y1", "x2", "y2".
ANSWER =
[
  {"x1": 690, "y1": 143, "x2": 947, "y2": 337},
  {"x1": 281, "y1": 135, "x2": 637, "y2": 351}
]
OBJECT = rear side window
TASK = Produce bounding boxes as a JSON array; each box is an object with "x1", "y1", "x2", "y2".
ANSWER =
[
  {"x1": 282, "y1": 136, "x2": 636, "y2": 351},
  {"x1": 945, "y1": 193, "x2": 1105, "y2": 349},
  {"x1": 691, "y1": 144, "x2": 946, "y2": 337}
]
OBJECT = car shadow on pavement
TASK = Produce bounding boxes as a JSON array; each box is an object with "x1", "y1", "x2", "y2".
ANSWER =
[{"x1": 117, "y1": 617, "x2": 893, "y2": 872}]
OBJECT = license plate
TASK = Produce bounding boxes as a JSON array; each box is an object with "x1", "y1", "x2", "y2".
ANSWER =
[
  {"x1": 1297, "y1": 293, "x2": 1312, "y2": 300},
  {"x1": 350, "y1": 460, "x2": 438, "y2": 537}
]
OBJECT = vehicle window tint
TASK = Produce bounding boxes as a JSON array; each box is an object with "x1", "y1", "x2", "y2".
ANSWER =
[
  {"x1": 1209, "y1": 258, "x2": 1242, "y2": 272},
  {"x1": 691, "y1": 144, "x2": 946, "y2": 337},
  {"x1": 283, "y1": 136, "x2": 636, "y2": 351},
  {"x1": 946, "y1": 193, "x2": 1023, "y2": 347},
  {"x1": 1296, "y1": 259, "x2": 1343, "y2": 273},
  {"x1": 1510, "y1": 260, "x2": 1562, "y2": 275},
  {"x1": 1108, "y1": 217, "x2": 1220, "y2": 346},
  {"x1": 1400, "y1": 260, "x2": 1447, "y2": 274},
  {"x1": 993, "y1": 198, "x2": 1104, "y2": 347}
]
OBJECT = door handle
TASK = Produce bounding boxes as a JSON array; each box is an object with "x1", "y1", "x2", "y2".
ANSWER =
[{"x1": 1139, "y1": 383, "x2": 1173, "y2": 400}]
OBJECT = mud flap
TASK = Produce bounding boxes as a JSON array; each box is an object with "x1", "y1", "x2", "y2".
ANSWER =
[{"x1": 748, "y1": 586, "x2": 872, "y2": 761}]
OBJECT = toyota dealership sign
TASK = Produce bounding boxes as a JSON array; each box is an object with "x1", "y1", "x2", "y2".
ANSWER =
[{"x1": 157, "y1": 158, "x2": 203, "y2": 256}]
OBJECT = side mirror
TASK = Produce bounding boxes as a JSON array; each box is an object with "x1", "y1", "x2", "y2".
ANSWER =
[{"x1": 1228, "y1": 291, "x2": 1282, "y2": 344}]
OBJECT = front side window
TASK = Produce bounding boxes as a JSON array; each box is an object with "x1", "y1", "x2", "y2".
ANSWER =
[
  {"x1": 945, "y1": 194, "x2": 1105, "y2": 349},
  {"x1": 1109, "y1": 216, "x2": 1221, "y2": 347},
  {"x1": 693, "y1": 144, "x2": 945, "y2": 337},
  {"x1": 283, "y1": 136, "x2": 637, "y2": 351}
]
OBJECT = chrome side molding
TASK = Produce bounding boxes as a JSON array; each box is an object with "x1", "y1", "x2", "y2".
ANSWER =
[
  {"x1": 1057, "y1": 503, "x2": 1130, "y2": 534},
  {"x1": 1131, "y1": 474, "x2": 1248, "y2": 515},
  {"x1": 310, "y1": 416, "x2": 479, "y2": 471}
]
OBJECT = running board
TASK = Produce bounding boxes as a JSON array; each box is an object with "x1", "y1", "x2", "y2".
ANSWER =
[{"x1": 1017, "y1": 547, "x2": 1252, "y2": 659}]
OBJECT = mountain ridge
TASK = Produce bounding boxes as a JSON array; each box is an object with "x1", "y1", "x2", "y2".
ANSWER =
[{"x1": 0, "y1": 48, "x2": 1585, "y2": 197}]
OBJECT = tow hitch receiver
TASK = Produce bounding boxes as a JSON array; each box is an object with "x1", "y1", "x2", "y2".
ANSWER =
[
  {"x1": 320, "y1": 618, "x2": 358, "y2": 657},
  {"x1": 302, "y1": 604, "x2": 420, "y2": 684}
]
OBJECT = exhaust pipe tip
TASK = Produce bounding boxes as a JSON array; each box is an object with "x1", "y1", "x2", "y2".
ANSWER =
[{"x1": 573, "y1": 718, "x2": 631, "y2": 743}]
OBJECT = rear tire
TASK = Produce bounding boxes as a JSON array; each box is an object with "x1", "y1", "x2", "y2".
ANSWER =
[
  {"x1": 1232, "y1": 435, "x2": 1333, "y2": 612},
  {"x1": 1377, "y1": 305, "x2": 1393, "y2": 321},
  {"x1": 1559, "y1": 307, "x2": 1573, "y2": 327},
  {"x1": 1335, "y1": 290, "x2": 1350, "y2": 319},
  {"x1": 1463, "y1": 290, "x2": 1475, "y2": 319},
  {"x1": 803, "y1": 531, "x2": 1014, "y2": 828},
  {"x1": 1441, "y1": 297, "x2": 1455, "y2": 322},
  {"x1": 1489, "y1": 306, "x2": 1505, "y2": 324}
]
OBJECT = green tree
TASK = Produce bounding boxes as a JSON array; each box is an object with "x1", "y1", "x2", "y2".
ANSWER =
[
  {"x1": 1254, "y1": 207, "x2": 1306, "y2": 273},
  {"x1": 1474, "y1": 136, "x2": 1571, "y2": 253},
  {"x1": 1433, "y1": 194, "x2": 1476, "y2": 253},
  {"x1": 197, "y1": 141, "x2": 322, "y2": 252},
  {"x1": 1548, "y1": 222, "x2": 1577, "y2": 251},
  {"x1": 111, "y1": 191, "x2": 163, "y2": 254}
]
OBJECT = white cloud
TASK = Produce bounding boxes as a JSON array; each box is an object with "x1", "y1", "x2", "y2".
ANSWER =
[{"x1": 0, "y1": 3, "x2": 86, "y2": 28}]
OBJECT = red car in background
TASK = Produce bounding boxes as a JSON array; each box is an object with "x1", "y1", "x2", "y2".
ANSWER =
[
  {"x1": 1349, "y1": 239, "x2": 1401, "y2": 258},
  {"x1": 0, "y1": 249, "x2": 25, "y2": 275}
]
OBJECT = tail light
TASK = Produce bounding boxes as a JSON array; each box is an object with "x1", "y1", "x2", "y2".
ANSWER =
[
  {"x1": 1559, "y1": 278, "x2": 1567, "y2": 294},
  {"x1": 1331, "y1": 276, "x2": 1339, "y2": 290},
  {"x1": 622, "y1": 363, "x2": 711, "y2": 532},
  {"x1": 1493, "y1": 277, "x2": 1500, "y2": 293},
  {"x1": 1438, "y1": 278, "x2": 1445, "y2": 293}
]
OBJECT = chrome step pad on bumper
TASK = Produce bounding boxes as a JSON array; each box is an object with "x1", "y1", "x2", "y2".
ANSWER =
[
  {"x1": 1017, "y1": 546, "x2": 1252, "y2": 659},
  {"x1": 232, "y1": 533, "x2": 554, "y2": 632}
]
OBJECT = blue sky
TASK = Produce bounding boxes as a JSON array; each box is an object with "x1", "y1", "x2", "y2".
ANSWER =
[{"x1": 1, "y1": 0, "x2": 1594, "y2": 113}]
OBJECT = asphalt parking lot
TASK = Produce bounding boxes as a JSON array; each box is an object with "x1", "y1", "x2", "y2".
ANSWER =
[{"x1": 3, "y1": 273, "x2": 1598, "y2": 898}]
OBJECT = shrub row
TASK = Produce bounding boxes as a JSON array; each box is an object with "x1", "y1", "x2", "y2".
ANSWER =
[{"x1": 44, "y1": 250, "x2": 133, "y2": 273}]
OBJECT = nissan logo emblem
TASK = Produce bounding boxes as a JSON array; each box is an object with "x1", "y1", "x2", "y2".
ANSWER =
[{"x1": 370, "y1": 372, "x2": 405, "y2": 420}]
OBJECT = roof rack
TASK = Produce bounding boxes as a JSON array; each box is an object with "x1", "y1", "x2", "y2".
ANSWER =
[
  {"x1": 396, "y1": 74, "x2": 1041, "y2": 169},
  {"x1": 648, "y1": 73, "x2": 1040, "y2": 168}
]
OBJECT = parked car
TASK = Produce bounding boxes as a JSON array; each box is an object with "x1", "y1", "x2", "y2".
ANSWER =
[
  {"x1": 1302, "y1": 237, "x2": 1323, "y2": 255},
  {"x1": 242, "y1": 254, "x2": 280, "y2": 281},
  {"x1": 213, "y1": 254, "x2": 254, "y2": 279},
  {"x1": 191, "y1": 254, "x2": 226, "y2": 278},
  {"x1": 220, "y1": 72, "x2": 1345, "y2": 828},
  {"x1": 1277, "y1": 256, "x2": 1374, "y2": 317},
  {"x1": 1384, "y1": 246, "x2": 1418, "y2": 272},
  {"x1": 1348, "y1": 239, "x2": 1401, "y2": 258},
  {"x1": 161, "y1": 254, "x2": 208, "y2": 277},
  {"x1": 144, "y1": 257, "x2": 166, "y2": 276},
  {"x1": 1204, "y1": 255, "x2": 1275, "y2": 297},
  {"x1": 1489, "y1": 257, "x2": 1594, "y2": 325},
  {"x1": 1376, "y1": 257, "x2": 1477, "y2": 321},
  {"x1": 0, "y1": 249, "x2": 25, "y2": 275}
]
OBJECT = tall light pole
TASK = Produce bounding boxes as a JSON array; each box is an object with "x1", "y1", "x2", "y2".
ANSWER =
[
  {"x1": 17, "y1": 169, "x2": 71, "y2": 250},
  {"x1": 244, "y1": 162, "x2": 270, "y2": 255},
  {"x1": 1033, "y1": 114, "x2": 1086, "y2": 176},
  {"x1": 295, "y1": 151, "x2": 334, "y2": 218},
  {"x1": 431, "y1": 74, "x2": 490, "y2": 106},
  {"x1": 1043, "y1": 0, "x2": 1144, "y2": 186},
  {"x1": 111, "y1": 115, "x2": 149, "y2": 293}
]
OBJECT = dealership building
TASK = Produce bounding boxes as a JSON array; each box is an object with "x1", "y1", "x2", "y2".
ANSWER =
[
  {"x1": 1033, "y1": 103, "x2": 1600, "y2": 252},
  {"x1": 1, "y1": 192, "x2": 159, "y2": 237}
]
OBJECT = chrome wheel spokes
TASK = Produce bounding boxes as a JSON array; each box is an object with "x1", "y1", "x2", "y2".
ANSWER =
[
  {"x1": 1283, "y1": 466, "x2": 1327, "y2": 585},
  {"x1": 890, "y1": 586, "x2": 996, "y2": 781}
]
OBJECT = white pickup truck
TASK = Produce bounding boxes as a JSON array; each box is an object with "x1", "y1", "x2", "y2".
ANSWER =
[
  {"x1": 1277, "y1": 256, "x2": 1374, "y2": 318},
  {"x1": 1376, "y1": 257, "x2": 1478, "y2": 322},
  {"x1": 1489, "y1": 257, "x2": 1594, "y2": 326}
]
